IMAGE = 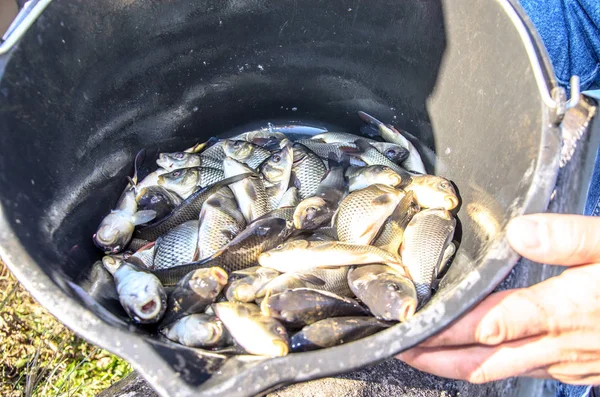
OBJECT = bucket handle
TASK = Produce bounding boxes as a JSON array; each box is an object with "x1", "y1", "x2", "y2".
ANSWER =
[{"x1": 0, "y1": 0, "x2": 53, "y2": 55}]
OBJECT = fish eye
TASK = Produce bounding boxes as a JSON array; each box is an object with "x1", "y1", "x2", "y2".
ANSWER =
[
  {"x1": 269, "y1": 135, "x2": 278, "y2": 140},
  {"x1": 386, "y1": 283, "x2": 399, "y2": 291},
  {"x1": 385, "y1": 149, "x2": 397, "y2": 157},
  {"x1": 234, "y1": 141, "x2": 243, "y2": 148},
  {"x1": 271, "y1": 154, "x2": 281, "y2": 163},
  {"x1": 172, "y1": 170, "x2": 182, "y2": 177},
  {"x1": 275, "y1": 326, "x2": 286, "y2": 335},
  {"x1": 306, "y1": 206, "x2": 317, "y2": 214},
  {"x1": 276, "y1": 244, "x2": 284, "y2": 250},
  {"x1": 439, "y1": 182, "x2": 449, "y2": 189},
  {"x1": 174, "y1": 152, "x2": 185, "y2": 159}
]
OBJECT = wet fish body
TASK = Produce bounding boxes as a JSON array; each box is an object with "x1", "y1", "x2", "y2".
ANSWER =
[
  {"x1": 257, "y1": 267, "x2": 352, "y2": 298},
  {"x1": 224, "y1": 140, "x2": 272, "y2": 169},
  {"x1": 334, "y1": 184, "x2": 404, "y2": 245},
  {"x1": 160, "y1": 314, "x2": 229, "y2": 348},
  {"x1": 348, "y1": 265, "x2": 417, "y2": 321},
  {"x1": 291, "y1": 143, "x2": 327, "y2": 200},
  {"x1": 136, "y1": 186, "x2": 182, "y2": 221},
  {"x1": 348, "y1": 165, "x2": 403, "y2": 192},
  {"x1": 94, "y1": 189, "x2": 156, "y2": 253},
  {"x1": 260, "y1": 288, "x2": 369, "y2": 327},
  {"x1": 277, "y1": 187, "x2": 300, "y2": 208},
  {"x1": 197, "y1": 187, "x2": 246, "y2": 260},
  {"x1": 223, "y1": 157, "x2": 269, "y2": 223},
  {"x1": 158, "y1": 167, "x2": 225, "y2": 199},
  {"x1": 161, "y1": 267, "x2": 228, "y2": 325},
  {"x1": 153, "y1": 217, "x2": 292, "y2": 285},
  {"x1": 401, "y1": 209, "x2": 456, "y2": 303},
  {"x1": 157, "y1": 152, "x2": 223, "y2": 171},
  {"x1": 102, "y1": 256, "x2": 166, "y2": 324},
  {"x1": 294, "y1": 140, "x2": 365, "y2": 167},
  {"x1": 258, "y1": 239, "x2": 405, "y2": 274},
  {"x1": 153, "y1": 220, "x2": 199, "y2": 270},
  {"x1": 212, "y1": 302, "x2": 289, "y2": 356},
  {"x1": 291, "y1": 316, "x2": 390, "y2": 352},
  {"x1": 135, "y1": 173, "x2": 251, "y2": 241},
  {"x1": 374, "y1": 191, "x2": 420, "y2": 254},
  {"x1": 259, "y1": 145, "x2": 294, "y2": 210},
  {"x1": 225, "y1": 266, "x2": 281, "y2": 302}
]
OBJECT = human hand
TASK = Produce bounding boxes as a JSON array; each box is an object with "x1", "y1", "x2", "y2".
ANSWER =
[{"x1": 399, "y1": 213, "x2": 600, "y2": 385}]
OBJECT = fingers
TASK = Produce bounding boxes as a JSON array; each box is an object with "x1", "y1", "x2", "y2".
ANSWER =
[
  {"x1": 419, "y1": 285, "x2": 558, "y2": 348},
  {"x1": 400, "y1": 332, "x2": 600, "y2": 384},
  {"x1": 507, "y1": 214, "x2": 600, "y2": 266},
  {"x1": 399, "y1": 335, "x2": 558, "y2": 383}
]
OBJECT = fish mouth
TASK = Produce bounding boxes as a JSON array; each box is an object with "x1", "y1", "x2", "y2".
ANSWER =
[
  {"x1": 272, "y1": 340, "x2": 289, "y2": 356},
  {"x1": 135, "y1": 297, "x2": 162, "y2": 321},
  {"x1": 398, "y1": 300, "x2": 417, "y2": 322},
  {"x1": 445, "y1": 196, "x2": 459, "y2": 210},
  {"x1": 210, "y1": 267, "x2": 229, "y2": 286}
]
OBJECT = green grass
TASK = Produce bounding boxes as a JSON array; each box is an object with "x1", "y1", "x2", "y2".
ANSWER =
[{"x1": 0, "y1": 258, "x2": 132, "y2": 396}]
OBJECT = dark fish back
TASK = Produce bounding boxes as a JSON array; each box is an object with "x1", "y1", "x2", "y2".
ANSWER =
[{"x1": 135, "y1": 173, "x2": 251, "y2": 241}]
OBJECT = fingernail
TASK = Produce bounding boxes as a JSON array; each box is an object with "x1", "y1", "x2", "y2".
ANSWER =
[{"x1": 507, "y1": 217, "x2": 540, "y2": 249}]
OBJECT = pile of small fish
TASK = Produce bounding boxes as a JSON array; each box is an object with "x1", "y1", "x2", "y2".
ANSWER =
[{"x1": 93, "y1": 111, "x2": 459, "y2": 356}]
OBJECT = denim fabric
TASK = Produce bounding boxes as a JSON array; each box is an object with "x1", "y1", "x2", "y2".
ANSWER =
[
  {"x1": 520, "y1": 0, "x2": 600, "y2": 91},
  {"x1": 555, "y1": 382, "x2": 592, "y2": 397}
]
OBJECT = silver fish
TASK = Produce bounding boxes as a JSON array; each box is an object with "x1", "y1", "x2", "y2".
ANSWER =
[
  {"x1": 256, "y1": 267, "x2": 352, "y2": 299},
  {"x1": 260, "y1": 145, "x2": 294, "y2": 210},
  {"x1": 224, "y1": 140, "x2": 271, "y2": 169},
  {"x1": 334, "y1": 184, "x2": 404, "y2": 245},
  {"x1": 102, "y1": 256, "x2": 166, "y2": 324},
  {"x1": 350, "y1": 139, "x2": 411, "y2": 178},
  {"x1": 157, "y1": 151, "x2": 223, "y2": 171},
  {"x1": 200, "y1": 140, "x2": 227, "y2": 162},
  {"x1": 291, "y1": 143, "x2": 327, "y2": 200},
  {"x1": 370, "y1": 142, "x2": 410, "y2": 165},
  {"x1": 357, "y1": 111, "x2": 426, "y2": 174},
  {"x1": 291, "y1": 316, "x2": 390, "y2": 352},
  {"x1": 258, "y1": 239, "x2": 406, "y2": 275},
  {"x1": 94, "y1": 189, "x2": 157, "y2": 253},
  {"x1": 293, "y1": 157, "x2": 347, "y2": 230},
  {"x1": 294, "y1": 139, "x2": 365, "y2": 167},
  {"x1": 197, "y1": 187, "x2": 246, "y2": 260},
  {"x1": 260, "y1": 288, "x2": 369, "y2": 327},
  {"x1": 161, "y1": 267, "x2": 228, "y2": 325},
  {"x1": 153, "y1": 217, "x2": 292, "y2": 285},
  {"x1": 348, "y1": 165, "x2": 403, "y2": 192},
  {"x1": 160, "y1": 314, "x2": 229, "y2": 348},
  {"x1": 135, "y1": 173, "x2": 252, "y2": 242},
  {"x1": 158, "y1": 167, "x2": 225, "y2": 199},
  {"x1": 225, "y1": 266, "x2": 281, "y2": 302},
  {"x1": 212, "y1": 302, "x2": 289, "y2": 356},
  {"x1": 277, "y1": 187, "x2": 300, "y2": 208},
  {"x1": 311, "y1": 132, "x2": 377, "y2": 144},
  {"x1": 136, "y1": 185, "x2": 182, "y2": 221},
  {"x1": 347, "y1": 265, "x2": 417, "y2": 321},
  {"x1": 401, "y1": 208, "x2": 456, "y2": 304},
  {"x1": 232, "y1": 129, "x2": 287, "y2": 148},
  {"x1": 403, "y1": 174, "x2": 459, "y2": 210},
  {"x1": 153, "y1": 220, "x2": 199, "y2": 270},
  {"x1": 223, "y1": 157, "x2": 269, "y2": 223},
  {"x1": 374, "y1": 191, "x2": 420, "y2": 254},
  {"x1": 128, "y1": 243, "x2": 155, "y2": 269}
]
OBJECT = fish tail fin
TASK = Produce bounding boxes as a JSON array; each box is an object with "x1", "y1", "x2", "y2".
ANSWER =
[
  {"x1": 357, "y1": 111, "x2": 384, "y2": 127},
  {"x1": 184, "y1": 140, "x2": 210, "y2": 154},
  {"x1": 131, "y1": 149, "x2": 147, "y2": 185},
  {"x1": 353, "y1": 138, "x2": 375, "y2": 154}
]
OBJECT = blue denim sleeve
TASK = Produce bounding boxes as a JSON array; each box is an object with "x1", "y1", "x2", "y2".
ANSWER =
[{"x1": 519, "y1": 0, "x2": 600, "y2": 91}]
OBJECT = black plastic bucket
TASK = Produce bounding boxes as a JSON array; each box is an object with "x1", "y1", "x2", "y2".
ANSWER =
[{"x1": 0, "y1": 0, "x2": 563, "y2": 396}]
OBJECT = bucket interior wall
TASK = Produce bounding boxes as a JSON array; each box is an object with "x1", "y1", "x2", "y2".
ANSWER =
[{"x1": 0, "y1": 0, "x2": 557, "y2": 392}]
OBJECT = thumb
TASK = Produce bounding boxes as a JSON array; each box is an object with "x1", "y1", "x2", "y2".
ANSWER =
[{"x1": 507, "y1": 213, "x2": 600, "y2": 266}]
